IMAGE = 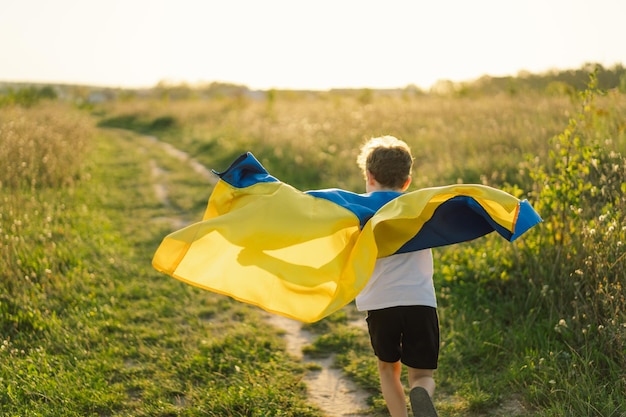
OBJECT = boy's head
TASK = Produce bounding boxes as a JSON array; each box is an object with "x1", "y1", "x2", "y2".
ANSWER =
[{"x1": 357, "y1": 136, "x2": 413, "y2": 191}]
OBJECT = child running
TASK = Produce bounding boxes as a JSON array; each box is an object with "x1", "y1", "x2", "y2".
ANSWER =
[{"x1": 355, "y1": 136, "x2": 439, "y2": 417}]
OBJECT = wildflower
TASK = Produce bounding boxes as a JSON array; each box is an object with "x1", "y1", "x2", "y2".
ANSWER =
[{"x1": 554, "y1": 319, "x2": 568, "y2": 333}]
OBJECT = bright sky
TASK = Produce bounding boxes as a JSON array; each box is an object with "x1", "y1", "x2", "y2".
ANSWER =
[{"x1": 1, "y1": 0, "x2": 625, "y2": 90}]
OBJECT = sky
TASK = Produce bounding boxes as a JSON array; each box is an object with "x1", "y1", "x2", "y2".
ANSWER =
[{"x1": 1, "y1": 0, "x2": 625, "y2": 90}]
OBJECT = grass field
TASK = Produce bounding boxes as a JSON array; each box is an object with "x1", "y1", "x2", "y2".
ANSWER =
[{"x1": 1, "y1": 74, "x2": 625, "y2": 416}]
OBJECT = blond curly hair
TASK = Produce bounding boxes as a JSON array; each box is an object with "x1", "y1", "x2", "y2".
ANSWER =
[{"x1": 356, "y1": 136, "x2": 413, "y2": 190}]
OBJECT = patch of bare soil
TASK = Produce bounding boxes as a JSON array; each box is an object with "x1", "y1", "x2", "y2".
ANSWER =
[
  {"x1": 144, "y1": 135, "x2": 217, "y2": 183},
  {"x1": 266, "y1": 315, "x2": 371, "y2": 417}
]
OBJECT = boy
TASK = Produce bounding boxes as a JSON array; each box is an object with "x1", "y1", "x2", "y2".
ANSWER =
[{"x1": 355, "y1": 136, "x2": 439, "y2": 417}]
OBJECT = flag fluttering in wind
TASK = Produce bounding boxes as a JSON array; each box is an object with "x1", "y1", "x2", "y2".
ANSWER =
[{"x1": 153, "y1": 153, "x2": 542, "y2": 322}]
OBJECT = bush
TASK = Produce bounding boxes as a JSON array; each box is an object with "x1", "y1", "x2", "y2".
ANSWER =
[
  {"x1": 437, "y1": 72, "x2": 626, "y2": 415},
  {"x1": 0, "y1": 86, "x2": 58, "y2": 107}
]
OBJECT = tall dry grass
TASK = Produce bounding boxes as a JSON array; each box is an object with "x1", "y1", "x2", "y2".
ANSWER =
[
  {"x1": 0, "y1": 104, "x2": 92, "y2": 189},
  {"x1": 98, "y1": 92, "x2": 581, "y2": 192},
  {"x1": 1, "y1": 103, "x2": 94, "y2": 335}
]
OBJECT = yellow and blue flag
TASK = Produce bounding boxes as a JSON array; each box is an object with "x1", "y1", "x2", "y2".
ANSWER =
[{"x1": 152, "y1": 152, "x2": 541, "y2": 322}]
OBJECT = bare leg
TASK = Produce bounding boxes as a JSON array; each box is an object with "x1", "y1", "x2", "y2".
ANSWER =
[
  {"x1": 407, "y1": 368, "x2": 435, "y2": 396},
  {"x1": 407, "y1": 368, "x2": 437, "y2": 417},
  {"x1": 378, "y1": 359, "x2": 408, "y2": 417}
]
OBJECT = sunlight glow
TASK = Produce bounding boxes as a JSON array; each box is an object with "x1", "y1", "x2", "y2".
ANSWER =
[{"x1": 0, "y1": 0, "x2": 624, "y2": 90}]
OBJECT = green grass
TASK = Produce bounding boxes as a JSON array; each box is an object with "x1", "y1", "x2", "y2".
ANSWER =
[{"x1": 0, "y1": 122, "x2": 321, "y2": 416}]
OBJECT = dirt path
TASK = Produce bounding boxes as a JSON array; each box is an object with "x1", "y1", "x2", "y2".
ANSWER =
[
  {"x1": 266, "y1": 315, "x2": 371, "y2": 417},
  {"x1": 144, "y1": 134, "x2": 373, "y2": 417}
]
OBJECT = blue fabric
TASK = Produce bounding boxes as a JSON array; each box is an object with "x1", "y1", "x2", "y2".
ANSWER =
[
  {"x1": 512, "y1": 199, "x2": 543, "y2": 241},
  {"x1": 395, "y1": 195, "x2": 511, "y2": 253},
  {"x1": 306, "y1": 189, "x2": 401, "y2": 228},
  {"x1": 212, "y1": 152, "x2": 278, "y2": 187}
]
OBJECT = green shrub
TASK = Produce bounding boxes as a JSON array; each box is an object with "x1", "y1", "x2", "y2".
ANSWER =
[
  {"x1": 97, "y1": 112, "x2": 178, "y2": 134},
  {"x1": 0, "y1": 86, "x2": 58, "y2": 107},
  {"x1": 436, "y1": 72, "x2": 626, "y2": 415}
]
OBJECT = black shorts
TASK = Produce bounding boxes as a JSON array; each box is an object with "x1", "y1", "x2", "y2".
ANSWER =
[{"x1": 366, "y1": 305, "x2": 439, "y2": 369}]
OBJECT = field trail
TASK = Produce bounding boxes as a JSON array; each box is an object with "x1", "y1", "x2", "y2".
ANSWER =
[
  {"x1": 145, "y1": 134, "x2": 372, "y2": 417},
  {"x1": 266, "y1": 314, "x2": 371, "y2": 417}
]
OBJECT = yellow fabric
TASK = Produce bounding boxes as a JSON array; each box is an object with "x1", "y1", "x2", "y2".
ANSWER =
[
  {"x1": 153, "y1": 182, "x2": 526, "y2": 322},
  {"x1": 371, "y1": 185, "x2": 519, "y2": 257}
]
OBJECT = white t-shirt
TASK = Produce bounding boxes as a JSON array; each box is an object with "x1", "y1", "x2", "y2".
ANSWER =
[{"x1": 355, "y1": 249, "x2": 436, "y2": 311}]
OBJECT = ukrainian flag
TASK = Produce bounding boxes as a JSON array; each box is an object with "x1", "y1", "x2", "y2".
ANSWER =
[{"x1": 152, "y1": 153, "x2": 541, "y2": 322}]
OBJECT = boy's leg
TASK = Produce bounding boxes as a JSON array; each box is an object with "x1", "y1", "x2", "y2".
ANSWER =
[
  {"x1": 407, "y1": 368, "x2": 437, "y2": 417},
  {"x1": 378, "y1": 359, "x2": 408, "y2": 417},
  {"x1": 407, "y1": 368, "x2": 435, "y2": 396}
]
